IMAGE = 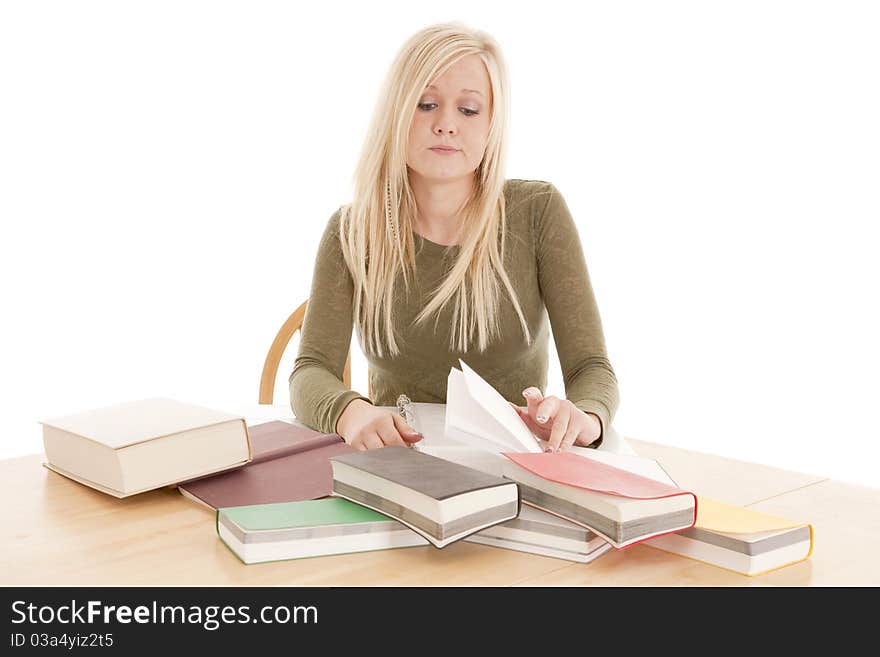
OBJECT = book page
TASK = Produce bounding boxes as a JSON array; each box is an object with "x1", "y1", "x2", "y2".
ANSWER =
[
  {"x1": 455, "y1": 360, "x2": 543, "y2": 453},
  {"x1": 445, "y1": 367, "x2": 512, "y2": 448}
]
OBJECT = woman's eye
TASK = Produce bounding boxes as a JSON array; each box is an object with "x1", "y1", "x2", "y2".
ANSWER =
[{"x1": 417, "y1": 103, "x2": 479, "y2": 116}]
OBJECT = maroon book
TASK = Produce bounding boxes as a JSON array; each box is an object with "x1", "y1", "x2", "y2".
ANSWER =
[{"x1": 177, "y1": 420, "x2": 355, "y2": 509}]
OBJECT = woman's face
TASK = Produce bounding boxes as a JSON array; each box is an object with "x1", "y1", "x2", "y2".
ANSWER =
[{"x1": 406, "y1": 54, "x2": 492, "y2": 185}]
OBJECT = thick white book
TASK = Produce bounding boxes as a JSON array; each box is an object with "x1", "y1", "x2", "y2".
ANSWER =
[
  {"x1": 217, "y1": 497, "x2": 429, "y2": 564},
  {"x1": 444, "y1": 359, "x2": 544, "y2": 454},
  {"x1": 466, "y1": 504, "x2": 613, "y2": 564},
  {"x1": 500, "y1": 451, "x2": 696, "y2": 549},
  {"x1": 329, "y1": 446, "x2": 520, "y2": 548},
  {"x1": 645, "y1": 497, "x2": 814, "y2": 576},
  {"x1": 40, "y1": 398, "x2": 252, "y2": 497}
]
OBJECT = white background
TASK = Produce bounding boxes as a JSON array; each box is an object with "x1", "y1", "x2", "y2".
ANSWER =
[{"x1": 2, "y1": 1, "x2": 878, "y2": 488}]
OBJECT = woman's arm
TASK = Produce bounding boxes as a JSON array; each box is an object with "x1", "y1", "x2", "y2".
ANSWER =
[
  {"x1": 288, "y1": 209, "x2": 372, "y2": 434},
  {"x1": 533, "y1": 182, "x2": 620, "y2": 446}
]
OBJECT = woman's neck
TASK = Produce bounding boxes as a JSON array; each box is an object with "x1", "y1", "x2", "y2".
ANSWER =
[{"x1": 409, "y1": 174, "x2": 473, "y2": 245}]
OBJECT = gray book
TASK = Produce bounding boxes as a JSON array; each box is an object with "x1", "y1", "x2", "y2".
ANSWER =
[{"x1": 329, "y1": 446, "x2": 520, "y2": 548}]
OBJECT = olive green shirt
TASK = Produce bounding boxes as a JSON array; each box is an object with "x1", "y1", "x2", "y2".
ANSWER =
[{"x1": 289, "y1": 179, "x2": 619, "y2": 445}]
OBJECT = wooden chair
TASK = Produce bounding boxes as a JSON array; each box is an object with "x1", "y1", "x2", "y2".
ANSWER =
[{"x1": 259, "y1": 299, "x2": 364, "y2": 404}]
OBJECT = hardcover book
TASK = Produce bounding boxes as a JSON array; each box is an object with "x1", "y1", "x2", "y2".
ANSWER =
[
  {"x1": 178, "y1": 420, "x2": 354, "y2": 510},
  {"x1": 501, "y1": 451, "x2": 697, "y2": 549},
  {"x1": 40, "y1": 397, "x2": 252, "y2": 498},
  {"x1": 329, "y1": 446, "x2": 520, "y2": 548},
  {"x1": 217, "y1": 497, "x2": 429, "y2": 564},
  {"x1": 645, "y1": 496, "x2": 814, "y2": 576},
  {"x1": 466, "y1": 504, "x2": 612, "y2": 563}
]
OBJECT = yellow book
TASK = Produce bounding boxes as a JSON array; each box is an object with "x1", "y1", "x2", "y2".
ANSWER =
[{"x1": 646, "y1": 496, "x2": 813, "y2": 576}]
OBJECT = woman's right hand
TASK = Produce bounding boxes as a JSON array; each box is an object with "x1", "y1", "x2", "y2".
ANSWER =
[{"x1": 335, "y1": 399, "x2": 423, "y2": 450}]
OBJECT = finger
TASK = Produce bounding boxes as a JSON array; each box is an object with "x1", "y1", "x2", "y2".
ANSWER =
[
  {"x1": 378, "y1": 429, "x2": 406, "y2": 447},
  {"x1": 521, "y1": 386, "x2": 544, "y2": 420},
  {"x1": 391, "y1": 414, "x2": 423, "y2": 443},
  {"x1": 547, "y1": 404, "x2": 572, "y2": 452},
  {"x1": 535, "y1": 396, "x2": 560, "y2": 426},
  {"x1": 511, "y1": 402, "x2": 546, "y2": 438},
  {"x1": 560, "y1": 421, "x2": 582, "y2": 451},
  {"x1": 363, "y1": 433, "x2": 385, "y2": 450},
  {"x1": 376, "y1": 415, "x2": 406, "y2": 447}
]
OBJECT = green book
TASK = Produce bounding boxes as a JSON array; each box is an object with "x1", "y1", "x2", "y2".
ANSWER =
[{"x1": 216, "y1": 497, "x2": 429, "y2": 564}]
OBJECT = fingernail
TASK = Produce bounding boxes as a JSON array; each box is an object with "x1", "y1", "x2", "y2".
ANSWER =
[{"x1": 536, "y1": 414, "x2": 547, "y2": 423}]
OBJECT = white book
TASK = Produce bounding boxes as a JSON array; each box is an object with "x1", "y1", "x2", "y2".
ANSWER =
[
  {"x1": 444, "y1": 359, "x2": 544, "y2": 454},
  {"x1": 466, "y1": 504, "x2": 613, "y2": 564},
  {"x1": 40, "y1": 398, "x2": 252, "y2": 497}
]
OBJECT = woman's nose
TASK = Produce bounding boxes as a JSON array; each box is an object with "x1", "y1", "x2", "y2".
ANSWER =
[{"x1": 432, "y1": 108, "x2": 458, "y2": 135}]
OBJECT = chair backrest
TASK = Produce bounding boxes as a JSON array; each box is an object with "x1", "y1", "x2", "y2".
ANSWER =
[{"x1": 259, "y1": 299, "x2": 356, "y2": 404}]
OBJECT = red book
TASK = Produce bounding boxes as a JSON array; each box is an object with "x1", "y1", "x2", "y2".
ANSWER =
[
  {"x1": 501, "y1": 451, "x2": 697, "y2": 549},
  {"x1": 177, "y1": 421, "x2": 354, "y2": 510}
]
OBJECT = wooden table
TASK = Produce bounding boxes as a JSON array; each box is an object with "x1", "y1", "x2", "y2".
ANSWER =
[{"x1": 3, "y1": 436, "x2": 878, "y2": 586}]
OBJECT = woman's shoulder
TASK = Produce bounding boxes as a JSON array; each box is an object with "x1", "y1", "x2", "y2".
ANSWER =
[
  {"x1": 504, "y1": 178, "x2": 558, "y2": 212},
  {"x1": 504, "y1": 177, "x2": 556, "y2": 197},
  {"x1": 321, "y1": 204, "x2": 348, "y2": 236},
  {"x1": 503, "y1": 178, "x2": 563, "y2": 231}
]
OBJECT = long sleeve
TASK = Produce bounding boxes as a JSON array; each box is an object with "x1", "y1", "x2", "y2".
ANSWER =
[
  {"x1": 288, "y1": 209, "x2": 372, "y2": 434},
  {"x1": 534, "y1": 183, "x2": 619, "y2": 445}
]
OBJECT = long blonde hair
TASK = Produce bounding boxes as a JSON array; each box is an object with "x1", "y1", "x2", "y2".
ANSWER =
[{"x1": 338, "y1": 21, "x2": 531, "y2": 358}]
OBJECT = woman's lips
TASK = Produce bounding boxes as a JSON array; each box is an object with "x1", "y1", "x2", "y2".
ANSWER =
[{"x1": 430, "y1": 147, "x2": 459, "y2": 155}]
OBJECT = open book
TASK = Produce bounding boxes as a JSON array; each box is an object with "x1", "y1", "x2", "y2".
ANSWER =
[{"x1": 444, "y1": 359, "x2": 545, "y2": 454}]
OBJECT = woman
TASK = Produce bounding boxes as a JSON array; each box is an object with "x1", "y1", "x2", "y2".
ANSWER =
[{"x1": 289, "y1": 21, "x2": 619, "y2": 452}]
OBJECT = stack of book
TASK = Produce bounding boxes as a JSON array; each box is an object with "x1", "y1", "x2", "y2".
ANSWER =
[
  {"x1": 412, "y1": 362, "x2": 696, "y2": 559},
  {"x1": 38, "y1": 379, "x2": 813, "y2": 576}
]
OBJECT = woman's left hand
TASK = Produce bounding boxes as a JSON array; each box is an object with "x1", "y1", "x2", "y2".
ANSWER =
[{"x1": 509, "y1": 387, "x2": 602, "y2": 451}]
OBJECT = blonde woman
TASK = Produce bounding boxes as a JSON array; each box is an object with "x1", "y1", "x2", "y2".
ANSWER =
[{"x1": 289, "y1": 21, "x2": 619, "y2": 453}]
